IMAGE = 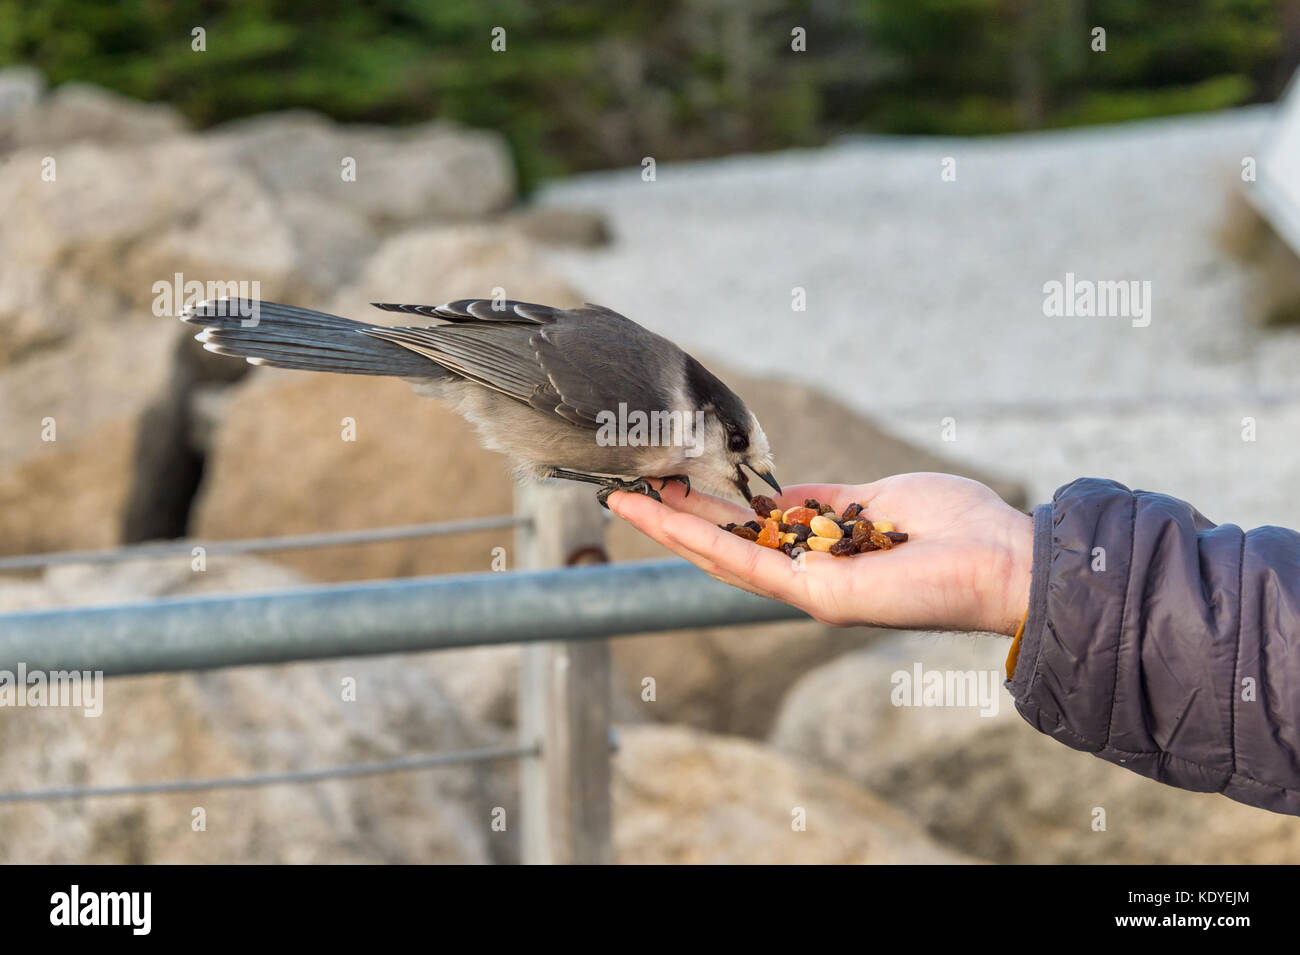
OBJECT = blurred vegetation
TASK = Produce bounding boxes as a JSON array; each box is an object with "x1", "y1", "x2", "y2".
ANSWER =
[{"x1": 1, "y1": 0, "x2": 1297, "y2": 190}]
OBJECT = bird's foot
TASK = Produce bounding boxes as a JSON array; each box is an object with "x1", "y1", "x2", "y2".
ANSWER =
[
  {"x1": 657, "y1": 474, "x2": 691, "y2": 497},
  {"x1": 595, "y1": 477, "x2": 662, "y2": 509}
]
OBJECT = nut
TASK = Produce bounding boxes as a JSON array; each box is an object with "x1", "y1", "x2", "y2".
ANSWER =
[
  {"x1": 806, "y1": 536, "x2": 837, "y2": 552},
  {"x1": 873, "y1": 520, "x2": 895, "y2": 533},
  {"x1": 809, "y1": 515, "x2": 843, "y2": 540}
]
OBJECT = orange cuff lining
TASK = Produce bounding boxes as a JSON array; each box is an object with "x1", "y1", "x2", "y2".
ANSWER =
[{"x1": 1005, "y1": 611, "x2": 1028, "y2": 681}]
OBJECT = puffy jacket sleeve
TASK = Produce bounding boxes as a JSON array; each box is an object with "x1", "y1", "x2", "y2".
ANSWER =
[{"x1": 1007, "y1": 477, "x2": 1300, "y2": 815}]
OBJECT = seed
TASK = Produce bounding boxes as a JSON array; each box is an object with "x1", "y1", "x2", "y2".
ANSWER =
[
  {"x1": 809, "y1": 515, "x2": 843, "y2": 540},
  {"x1": 730, "y1": 525, "x2": 759, "y2": 542},
  {"x1": 884, "y1": 531, "x2": 908, "y2": 544},
  {"x1": 781, "y1": 506, "x2": 817, "y2": 527},
  {"x1": 750, "y1": 495, "x2": 780, "y2": 518},
  {"x1": 806, "y1": 536, "x2": 837, "y2": 552},
  {"x1": 756, "y1": 519, "x2": 781, "y2": 548},
  {"x1": 873, "y1": 520, "x2": 895, "y2": 533},
  {"x1": 841, "y1": 502, "x2": 862, "y2": 521},
  {"x1": 829, "y1": 537, "x2": 856, "y2": 556}
]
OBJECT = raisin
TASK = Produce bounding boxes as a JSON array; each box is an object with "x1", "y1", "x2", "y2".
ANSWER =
[
  {"x1": 856, "y1": 538, "x2": 880, "y2": 553},
  {"x1": 829, "y1": 537, "x2": 856, "y2": 556},
  {"x1": 730, "y1": 525, "x2": 760, "y2": 542},
  {"x1": 869, "y1": 530, "x2": 894, "y2": 550},
  {"x1": 819, "y1": 503, "x2": 835, "y2": 516},
  {"x1": 744, "y1": 520, "x2": 762, "y2": 533},
  {"x1": 841, "y1": 502, "x2": 862, "y2": 521},
  {"x1": 884, "y1": 531, "x2": 909, "y2": 544},
  {"x1": 750, "y1": 495, "x2": 779, "y2": 518},
  {"x1": 851, "y1": 520, "x2": 874, "y2": 545},
  {"x1": 779, "y1": 542, "x2": 794, "y2": 557},
  {"x1": 792, "y1": 524, "x2": 812, "y2": 542},
  {"x1": 803, "y1": 498, "x2": 821, "y2": 510}
]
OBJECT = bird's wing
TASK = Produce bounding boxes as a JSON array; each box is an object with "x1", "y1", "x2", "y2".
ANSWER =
[{"x1": 364, "y1": 301, "x2": 679, "y2": 430}]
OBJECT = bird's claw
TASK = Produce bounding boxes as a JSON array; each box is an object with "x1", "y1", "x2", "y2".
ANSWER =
[{"x1": 596, "y1": 477, "x2": 663, "y2": 509}]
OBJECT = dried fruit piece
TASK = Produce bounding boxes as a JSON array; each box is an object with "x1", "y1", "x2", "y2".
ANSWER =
[
  {"x1": 780, "y1": 532, "x2": 797, "y2": 545},
  {"x1": 756, "y1": 518, "x2": 781, "y2": 548},
  {"x1": 744, "y1": 520, "x2": 762, "y2": 533},
  {"x1": 792, "y1": 524, "x2": 812, "y2": 543},
  {"x1": 841, "y1": 502, "x2": 862, "y2": 521},
  {"x1": 873, "y1": 520, "x2": 895, "y2": 533},
  {"x1": 829, "y1": 537, "x2": 856, "y2": 556},
  {"x1": 806, "y1": 536, "x2": 836, "y2": 552},
  {"x1": 869, "y1": 530, "x2": 894, "y2": 550},
  {"x1": 884, "y1": 531, "x2": 909, "y2": 544},
  {"x1": 851, "y1": 520, "x2": 875, "y2": 545},
  {"x1": 750, "y1": 495, "x2": 780, "y2": 518},
  {"x1": 803, "y1": 498, "x2": 821, "y2": 510},
  {"x1": 809, "y1": 515, "x2": 843, "y2": 540},
  {"x1": 856, "y1": 538, "x2": 880, "y2": 553},
  {"x1": 781, "y1": 506, "x2": 817, "y2": 527},
  {"x1": 819, "y1": 503, "x2": 836, "y2": 516},
  {"x1": 779, "y1": 542, "x2": 794, "y2": 557},
  {"x1": 730, "y1": 525, "x2": 760, "y2": 542}
]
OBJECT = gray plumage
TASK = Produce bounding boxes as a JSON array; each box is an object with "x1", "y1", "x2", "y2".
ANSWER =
[{"x1": 181, "y1": 297, "x2": 779, "y2": 501}]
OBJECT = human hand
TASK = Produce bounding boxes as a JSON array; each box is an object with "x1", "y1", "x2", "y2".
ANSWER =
[{"x1": 608, "y1": 473, "x2": 1032, "y2": 636}]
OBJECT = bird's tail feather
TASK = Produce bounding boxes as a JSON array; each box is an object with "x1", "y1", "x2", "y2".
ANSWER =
[{"x1": 180, "y1": 299, "x2": 442, "y2": 378}]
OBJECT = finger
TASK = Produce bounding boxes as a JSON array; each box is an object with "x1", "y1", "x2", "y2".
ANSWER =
[
  {"x1": 609, "y1": 492, "x2": 785, "y2": 600},
  {"x1": 659, "y1": 510, "x2": 806, "y2": 603},
  {"x1": 655, "y1": 481, "x2": 752, "y2": 525}
]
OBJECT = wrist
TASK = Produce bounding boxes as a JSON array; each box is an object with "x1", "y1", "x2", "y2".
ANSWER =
[{"x1": 987, "y1": 506, "x2": 1033, "y2": 637}]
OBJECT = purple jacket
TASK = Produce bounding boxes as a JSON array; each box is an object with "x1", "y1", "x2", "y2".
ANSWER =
[{"x1": 1008, "y1": 477, "x2": 1300, "y2": 815}]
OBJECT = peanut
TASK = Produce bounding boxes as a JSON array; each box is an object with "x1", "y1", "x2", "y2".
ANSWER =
[{"x1": 809, "y1": 515, "x2": 843, "y2": 540}]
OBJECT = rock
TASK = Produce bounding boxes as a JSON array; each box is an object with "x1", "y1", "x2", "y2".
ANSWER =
[
  {"x1": 771, "y1": 634, "x2": 1300, "y2": 863},
  {"x1": 209, "y1": 111, "x2": 515, "y2": 228},
  {"x1": 506, "y1": 205, "x2": 611, "y2": 247},
  {"x1": 0, "y1": 556, "x2": 517, "y2": 864},
  {"x1": 0, "y1": 79, "x2": 185, "y2": 152},
  {"x1": 612, "y1": 724, "x2": 976, "y2": 863}
]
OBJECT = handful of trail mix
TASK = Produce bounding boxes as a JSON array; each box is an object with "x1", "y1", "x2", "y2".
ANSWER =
[{"x1": 722, "y1": 496, "x2": 909, "y2": 560}]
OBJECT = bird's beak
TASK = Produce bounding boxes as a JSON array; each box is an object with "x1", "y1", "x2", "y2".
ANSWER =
[
  {"x1": 745, "y1": 464, "x2": 781, "y2": 496},
  {"x1": 733, "y1": 467, "x2": 752, "y2": 502}
]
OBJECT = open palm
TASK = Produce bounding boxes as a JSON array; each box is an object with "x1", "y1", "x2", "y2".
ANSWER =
[{"x1": 608, "y1": 472, "x2": 1032, "y2": 636}]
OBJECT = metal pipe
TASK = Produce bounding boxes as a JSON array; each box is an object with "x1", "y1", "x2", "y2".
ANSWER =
[
  {"x1": 0, "y1": 743, "x2": 539, "y2": 805},
  {"x1": 0, "y1": 560, "x2": 808, "y2": 677},
  {"x1": 0, "y1": 514, "x2": 528, "y2": 572}
]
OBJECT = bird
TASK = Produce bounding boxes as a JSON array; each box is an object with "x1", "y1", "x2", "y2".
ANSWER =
[{"x1": 180, "y1": 298, "x2": 780, "y2": 506}]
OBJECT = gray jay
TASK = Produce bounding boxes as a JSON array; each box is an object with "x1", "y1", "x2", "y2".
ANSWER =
[{"x1": 180, "y1": 298, "x2": 780, "y2": 505}]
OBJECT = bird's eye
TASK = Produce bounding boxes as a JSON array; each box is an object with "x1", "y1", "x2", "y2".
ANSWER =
[{"x1": 728, "y1": 431, "x2": 749, "y2": 452}]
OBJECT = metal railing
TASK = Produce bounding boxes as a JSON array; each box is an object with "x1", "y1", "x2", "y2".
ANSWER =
[{"x1": 0, "y1": 482, "x2": 806, "y2": 863}]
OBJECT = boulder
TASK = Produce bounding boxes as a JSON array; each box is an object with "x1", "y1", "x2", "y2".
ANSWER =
[
  {"x1": 612, "y1": 724, "x2": 976, "y2": 863},
  {"x1": 771, "y1": 634, "x2": 1300, "y2": 863},
  {"x1": 0, "y1": 78, "x2": 185, "y2": 152},
  {"x1": 0, "y1": 556, "x2": 520, "y2": 864},
  {"x1": 208, "y1": 110, "x2": 516, "y2": 228}
]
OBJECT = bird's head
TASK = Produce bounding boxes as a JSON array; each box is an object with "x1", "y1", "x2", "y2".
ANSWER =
[{"x1": 682, "y1": 357, "x2": 780, "y2": 502}]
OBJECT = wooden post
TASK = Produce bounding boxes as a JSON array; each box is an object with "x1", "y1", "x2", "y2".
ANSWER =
[{"x1": 515, "y1": 481, "x2": 613, "y2": 865}]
